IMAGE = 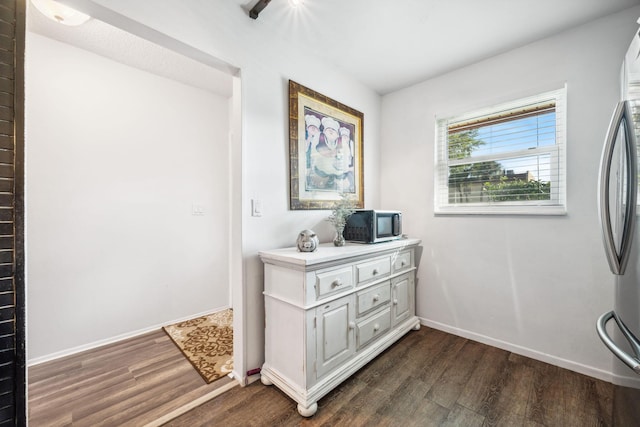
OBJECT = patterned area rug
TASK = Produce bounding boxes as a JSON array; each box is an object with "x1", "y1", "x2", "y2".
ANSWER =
[{"x1": 163, "y1": 308, "x2": 233, "y2": 383}]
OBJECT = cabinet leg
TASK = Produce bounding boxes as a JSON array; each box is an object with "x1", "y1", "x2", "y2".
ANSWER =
[
  {"x1": 260, "y1": 375, "x2": 273, "y2": 386},
  {"x1": 297, "y1": 402, "x2": 318, "y2": 417},
  {"x1": 412, "y1": 322, "x2": 421, "y2": 331}
]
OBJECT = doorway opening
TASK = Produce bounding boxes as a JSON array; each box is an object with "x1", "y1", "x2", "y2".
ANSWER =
[{"x1": 24, "y1": 0, "x2": 244, "y2": 422}]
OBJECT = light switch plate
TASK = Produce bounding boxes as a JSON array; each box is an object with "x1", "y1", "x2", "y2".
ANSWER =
[{"x1": 252, "y1": 199, "x2": 262, "y2": 217}]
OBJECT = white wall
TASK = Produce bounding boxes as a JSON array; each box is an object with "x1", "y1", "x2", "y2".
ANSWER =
[
  {"x1": 26, "y1": 33, "x2": 231, "y2": 361},
  {"x1": 380, "y1": 6, "x2": 640, "y2": 381},
  {"x1": 50, "y1": 0, "x2": 383, "y2": 380}
]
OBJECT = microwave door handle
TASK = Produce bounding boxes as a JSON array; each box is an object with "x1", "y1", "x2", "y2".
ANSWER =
[
  {"x1": 597, "y1": 311, "x2": 640, "y2": 374},
  {"x1": 598, "y1": 101, "x2": 637, "y2": 275}
]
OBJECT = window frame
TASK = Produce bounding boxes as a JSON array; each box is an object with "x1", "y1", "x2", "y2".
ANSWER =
[{"x1": 434, "y1": 87, "x2": 567, "y2": 215}]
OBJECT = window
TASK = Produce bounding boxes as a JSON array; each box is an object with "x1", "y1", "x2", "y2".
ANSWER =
[{"x1": 435, "y1": 87, "x2": 566, "y2": 215}]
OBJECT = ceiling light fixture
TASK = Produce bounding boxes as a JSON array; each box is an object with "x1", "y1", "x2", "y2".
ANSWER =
[
  {"x1": 289, "y1": 0, "x2": 303, "y2": 7},
  {"x1": 31, "y1": 0, "x2": 91, "y2": 26},
  {"x1": 249, "y1": 0, "x2": 272, "y2": 20}
]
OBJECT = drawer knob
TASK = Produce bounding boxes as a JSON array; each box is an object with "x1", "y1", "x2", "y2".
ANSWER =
[
  {"x1": 393, "y1": 299, "x2": 398, "y2": 305},
  {"x1": 373, "y1": 323, "x2": 380, "y2": 332},
  {"x1": 332, "y1": 279, "x2": 342, "y2": 288},
  {"x1": 373, "y1": 294, "x2": 380, "y2": 302},
  {"x1": 372, "y1": 269, "x2": 379, "y2": 275},
  {"x1": 348, "y1": 322, "x2": 356, "y2": 330}
]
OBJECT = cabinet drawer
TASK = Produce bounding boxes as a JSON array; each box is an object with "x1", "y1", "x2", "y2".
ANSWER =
[
  {"x1": 316, "y1": 267, "x2": 353, "y2": 298},
  {"x1": 356, "y1": 257, "x2": 390, "y2": 284},
  {"x1": 356, "y1": 281, "x2": 390, "y2": 317},
  {"x1": 392, "y1": 250, "x2": 412, "y2": 273},
  {"x1": 357, "y1": 307, "x2": 391, "y2": 350}
]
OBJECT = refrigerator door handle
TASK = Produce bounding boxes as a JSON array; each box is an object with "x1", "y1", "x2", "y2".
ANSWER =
[
  {"x1": 597, "y1": 310, "x2": 640, "y2": 375},
  {"x1": 598, "y1": 100, "x2": 638, "y2": 275}
]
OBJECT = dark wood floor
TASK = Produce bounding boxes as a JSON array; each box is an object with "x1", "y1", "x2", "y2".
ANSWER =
[
  {"x1": 28, "y1": 329, "x2": 235, "y2": 426},
  {"x1": 166, "y1": 326, "x2": 613, "y2": 427},
  {"x1": 27, "y1": 325, "x2": 613, "y2": 426}
]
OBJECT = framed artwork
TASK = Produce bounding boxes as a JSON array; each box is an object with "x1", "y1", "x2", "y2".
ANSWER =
[{"x1": 288, "y1": 80, "x2": 364, "y2": 210}]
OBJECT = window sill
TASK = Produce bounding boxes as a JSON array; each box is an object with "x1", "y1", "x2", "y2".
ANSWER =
[{"x1": 434, "y1": 205, "x2": 567, "y2": 216}]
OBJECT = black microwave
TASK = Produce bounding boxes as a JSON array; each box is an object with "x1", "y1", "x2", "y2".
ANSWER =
[{"x1": 343, "y1": 210, "x2": 402, "y2": 243}]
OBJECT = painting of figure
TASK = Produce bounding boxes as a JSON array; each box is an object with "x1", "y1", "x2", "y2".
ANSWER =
[
  {"x1": 289, "y1": 80, "x2": 364, "y2": 210},
  {"x1": 304, "y1": 111, "x2": 355, "y2": 193}
]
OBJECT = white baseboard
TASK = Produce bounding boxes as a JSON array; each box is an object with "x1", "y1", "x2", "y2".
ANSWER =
[
  {"x1": 28, "y1": 305, "x2": 231, "y2": 367},
  {"x1": 611, "y1": 370, "x2": 640, "y2": 388},
  {"x1": 419, "y1": 317, "x2": 615, "y2": 384},
  {"x1": 246, "y1": 375, "x2": 261, "y2": 385},
  {"x1": 228, "y1": 369, "x2": 247, "y2": 386}
]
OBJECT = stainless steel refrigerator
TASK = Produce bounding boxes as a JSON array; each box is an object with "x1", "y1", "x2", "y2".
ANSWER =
[{"x1": 597, "y1": 20, "x2": 640, "y2": 426}]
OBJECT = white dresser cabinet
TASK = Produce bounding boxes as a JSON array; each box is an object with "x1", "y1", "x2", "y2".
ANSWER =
[{"x1": 259, "y1": 238, "x2": 421, "y2": 417}]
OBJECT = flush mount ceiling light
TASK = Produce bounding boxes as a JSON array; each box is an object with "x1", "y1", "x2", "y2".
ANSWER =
[{"x1": 31, "y1": 0, "x2": 91, "y2": 26}]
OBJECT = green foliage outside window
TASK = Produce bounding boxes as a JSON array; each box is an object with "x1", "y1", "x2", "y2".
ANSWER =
[
  {"x1": 448, "y1": 129, "x2": 550, "y2": 203},
  {"x1": 483, "y1": 177, "x2": 551, "y2": 201},
  {"x1": 448, "y1": 130, "x2": 502, "y2": 200}
]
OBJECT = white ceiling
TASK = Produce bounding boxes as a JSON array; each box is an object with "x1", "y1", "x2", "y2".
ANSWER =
[
  {"x1": 248, "y1": 0, "x2": 640, "y2": 94},
  {"x1": 28, "y1": 0, "x2": 640, "y2": 96},
  {"x1": 27, "y1": 3, "x2": 234, "y2": 98}
]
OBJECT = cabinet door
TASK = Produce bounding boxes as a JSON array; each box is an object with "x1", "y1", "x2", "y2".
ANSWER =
[
  {"x1": 315, "y1": 295, "x2": 356, "y2": 379},
  {"x1": 391, "y1": 273, "x2": 413, "y2": 326}
]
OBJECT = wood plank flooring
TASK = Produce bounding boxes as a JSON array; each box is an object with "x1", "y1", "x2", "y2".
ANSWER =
[
  {"x1": 28, "y1": 329, "x2": 235, "y2": 426},
  {"x1": 27, "y1": 326, "x2": 613, "y2": 426},
  {"x1": 167, "y1": 326, "x2": 613, "y2": 427}
]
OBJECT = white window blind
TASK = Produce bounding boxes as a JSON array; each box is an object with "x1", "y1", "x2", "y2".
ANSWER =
[{"x1": 435, "y1": 87, "x2": 567, "y2": 215}]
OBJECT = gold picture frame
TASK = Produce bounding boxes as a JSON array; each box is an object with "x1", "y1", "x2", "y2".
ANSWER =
[{"x1": 288, "y1": 80, "x2": 364, "y2": 210}]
